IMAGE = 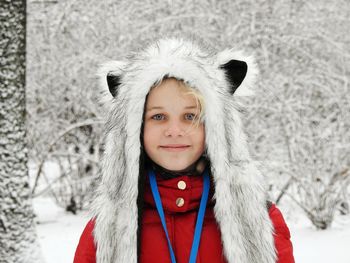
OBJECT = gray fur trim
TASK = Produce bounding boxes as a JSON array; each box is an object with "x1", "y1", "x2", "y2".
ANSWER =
[{"x1": 90, "y1": 37, "x2": 276, "y2": 263}]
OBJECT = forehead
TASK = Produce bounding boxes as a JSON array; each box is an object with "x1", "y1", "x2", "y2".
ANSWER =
[{"x1": 145, "y1": 78, "x2": 197, "y2": 108}]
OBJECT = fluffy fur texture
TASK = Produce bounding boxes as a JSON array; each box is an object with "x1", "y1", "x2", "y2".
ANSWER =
[{"x1": 91, "y1": 37, "x2": 276, "y2": 263}]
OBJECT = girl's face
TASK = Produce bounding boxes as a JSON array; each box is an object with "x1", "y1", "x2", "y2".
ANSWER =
[{"x1": 143, "y1": 78, "x2": 205, "y2": 172}]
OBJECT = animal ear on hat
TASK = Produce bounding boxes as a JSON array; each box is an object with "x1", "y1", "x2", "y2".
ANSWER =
[
  {"x1": 107, "y1": 71, "x2": 122, "y2": 97},
  {"x1": 98, "y1": 60, "x2": 127, "y2": 98},
  {"x1": 217, "y1": 49, "x2": 258, "y2": 96},
  {"x1": 219, "y1": 59, "x2": 247, "y2": 94}
]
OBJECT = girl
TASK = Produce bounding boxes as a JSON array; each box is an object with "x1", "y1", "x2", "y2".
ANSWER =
[{"x1": 74, "y1": 37, "x2": 294, "y2": 263}]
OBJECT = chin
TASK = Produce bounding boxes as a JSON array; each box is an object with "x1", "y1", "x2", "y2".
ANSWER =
[
  {"x1": 167, "y1": 166, "x2": 187, "y2": 172},
  {"x1": 161, "y1": 161, "x2": 191, "y2": 172}
]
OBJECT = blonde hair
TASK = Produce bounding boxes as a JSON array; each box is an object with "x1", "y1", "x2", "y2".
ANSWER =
[{"x1": 150, "y1": 76, "x2": 205, "y2": 129}]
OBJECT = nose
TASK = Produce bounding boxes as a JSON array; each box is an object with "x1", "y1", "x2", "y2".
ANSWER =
[{"x1": 164, "y1": 121, "x2": 186, "y2": 137}]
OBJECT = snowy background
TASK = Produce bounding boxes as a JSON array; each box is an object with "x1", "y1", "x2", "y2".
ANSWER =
[
  {"x1": 32, "y1": 190, "x2": 350, "y2": 263},
  {"x1": 13, "y1": 0, "x2": 350, "y2": 262}
]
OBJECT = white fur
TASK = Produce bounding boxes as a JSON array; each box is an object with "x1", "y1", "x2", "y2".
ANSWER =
[{"x1": 91, "y1": 37, "x2": 276, "y2": 263}]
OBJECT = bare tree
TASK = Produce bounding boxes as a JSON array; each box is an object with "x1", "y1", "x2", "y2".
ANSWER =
[
  {"x1": 0, "y1": 1, "x2": 44, "y2": 262},
  {"x1": 247, "y1": 0, "x2": 350, "y2": 229}
]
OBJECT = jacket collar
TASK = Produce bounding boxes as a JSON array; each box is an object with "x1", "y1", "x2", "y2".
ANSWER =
[{"x1": 144, "y1": 153, "x2": 208, "y2": 180}]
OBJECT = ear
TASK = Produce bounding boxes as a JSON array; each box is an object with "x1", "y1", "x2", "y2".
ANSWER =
[
  {"x1": 216, "y1": 49, "x2": 258, "y2": 96},
  {"x1": 107, "y1": 71, "x2": 122, "y2": 97},
  {"x1": 97, "y1": 60, "x2": 127, "y2": 98},
  {"x1": 219, "y1": 59, "x2": 247, "y2": 94}
]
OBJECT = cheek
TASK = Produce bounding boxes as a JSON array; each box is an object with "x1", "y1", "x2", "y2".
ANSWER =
[
  {"x1": 194, "y1": 126, "x2": 205, "y2": 149},
  {"x1": 143, "y1": 123, "x2": 159, "y2": 148}
]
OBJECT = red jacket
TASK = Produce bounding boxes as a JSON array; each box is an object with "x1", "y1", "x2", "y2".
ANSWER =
[{"x1": 74, "y1": 174, "x2": 294, "y2": 263}]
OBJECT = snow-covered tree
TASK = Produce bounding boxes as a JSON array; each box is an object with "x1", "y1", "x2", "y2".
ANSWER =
[
  {"x1": 0, "y1": 1, "x2": 44, "y2": 262},
  {"x1": 245, "y1": 0, "x2": 350, "y2": 229}
]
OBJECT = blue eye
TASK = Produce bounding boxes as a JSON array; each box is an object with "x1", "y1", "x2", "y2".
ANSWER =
[
  {"x1": 185, "y1": 113, "x2": 196, "y2": 120},
  {"x1": 151, "y1": 114, "x2": 165, "y2": 121}
]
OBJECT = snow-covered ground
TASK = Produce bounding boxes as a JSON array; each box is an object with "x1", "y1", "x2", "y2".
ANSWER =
[
  {"x1": 287, "y1": 208, "x2": 350, "y2": 263},
  {"x1": 33, "y1": 197, "x2": 89, "y2": 263},
  {"x1": 32, "y1": 196, "x2": 350, "y2": 263}
]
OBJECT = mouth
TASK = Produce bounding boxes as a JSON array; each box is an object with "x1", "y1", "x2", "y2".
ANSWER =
[{"x1": 160, "y1": 145, "x2": 191, "y2": 152}]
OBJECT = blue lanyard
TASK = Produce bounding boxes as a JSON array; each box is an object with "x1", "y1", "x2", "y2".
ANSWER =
[{"x1": 148, "y1": 168, "x2": 210, "y2": 263}]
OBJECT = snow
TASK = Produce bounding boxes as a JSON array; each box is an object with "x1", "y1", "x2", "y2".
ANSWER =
[
  {"x1": 32, "y1": 196, "x2": 350, "y2": 263},
  {"x1": 290, "y1": 214, "x2": 350, "y2": 263},
  {"x1": 33, "y1": 197, "x2": 89, "y2": 263}
]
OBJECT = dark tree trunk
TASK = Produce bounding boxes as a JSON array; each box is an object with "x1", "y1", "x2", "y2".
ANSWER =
[{"x1": 0, "y1": 0, "x2": 43, "y2": 262}]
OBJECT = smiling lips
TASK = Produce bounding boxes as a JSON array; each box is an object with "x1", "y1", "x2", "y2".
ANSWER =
[{"x1": 160, "y1": 144, "x2": 190, "y2": 151}]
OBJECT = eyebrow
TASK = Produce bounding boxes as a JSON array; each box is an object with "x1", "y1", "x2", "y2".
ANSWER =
[{"x1": 146, "y1": 106, "x2": 197, "y2": 112}]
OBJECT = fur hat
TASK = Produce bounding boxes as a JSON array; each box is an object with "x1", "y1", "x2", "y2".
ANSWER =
[{"x1": 91, "y1": 37, "x2": 276, "y2": 263}]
